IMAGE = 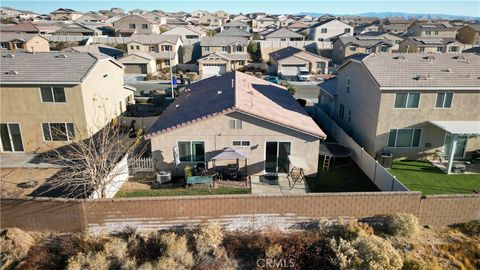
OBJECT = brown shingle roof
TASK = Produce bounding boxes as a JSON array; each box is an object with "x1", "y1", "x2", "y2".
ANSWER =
[
  {"x1": 145, "y1": 71, "x2": 326, "y2": 139},
  {"x1": 1, "y1": 22, "x2": 39, "y2": 33}
]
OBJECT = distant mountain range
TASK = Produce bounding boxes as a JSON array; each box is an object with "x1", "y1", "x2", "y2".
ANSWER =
[{"x1": 299, "y1": 12, "x2": 479, "y2": 20}]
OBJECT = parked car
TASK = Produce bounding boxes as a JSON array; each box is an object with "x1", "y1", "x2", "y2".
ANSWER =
[
  {"x1": 264, "y1": 75, "x2": 281, "y2": 84},
  {"x1": 297, "y1": 67, "x2": 310, "y2": 81}
]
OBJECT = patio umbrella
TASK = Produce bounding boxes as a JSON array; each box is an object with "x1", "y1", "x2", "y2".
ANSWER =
[{"x1": 211, "y1": 147, "x2": 248, "y2": 178}]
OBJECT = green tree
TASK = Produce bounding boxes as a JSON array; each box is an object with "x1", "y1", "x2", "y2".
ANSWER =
[
  {"x1": 247, "y1": 41, "x2": 261, "y2": 61},
  {"x1": 281, "y1": 82, "x2": 296, "y2": 96}
]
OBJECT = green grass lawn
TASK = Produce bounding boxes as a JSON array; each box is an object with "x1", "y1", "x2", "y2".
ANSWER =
[
  {"x1": 115, "y1": 187, "x2": 251, "y2": 198},
  {"x1": 306, "y1": 156, "x2": 379, "y2": 193},
  {"x1": 389, "y1": 160, "x2": 480, "y2": 195}
]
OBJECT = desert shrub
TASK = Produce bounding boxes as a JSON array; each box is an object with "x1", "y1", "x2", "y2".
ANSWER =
[
  {"x1": 329, "y1": 237, "x2": 357, "y2": 269},
  {"x1": 265, "y1": 243, "x2": 283, "y2": 259},
  {"x1": 386, "y1": 213, "x2": 419, "y2": 237},
  {"x1": 0, "y1": 228, "x2": 35, "y2": 270},
  {"x1": 336, "y1": 220, "x2": 374, "y2": 241},
  {"x1": 104, "y1": 237, "x2": 129, "y2": 268},
  {"x1": 158, "y1": 232, "x2": 194, "y2": 269},
  {"x1": 121, "y1": 258, "x2": 138, "y2": 270},
  {"x1": 194, "y1": 223, "x2": 224, "y2": 255},
  {"x1": 127, "y1": 231, "x2": 163, "y2": 264},
  {"x1": 352, "y1": 235, "x2": 403, "y2": 270},
  {"x1": 461, "y1": 219, "x2": 480, "y2": 236},
  {"x1": 401, "y1": 257, "x2": 440, "y2": 270},
  {"x1": 66, "y1": 251, "x2": 109, "y2": 270}
]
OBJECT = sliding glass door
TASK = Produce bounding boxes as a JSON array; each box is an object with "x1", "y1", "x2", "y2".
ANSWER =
[
  {"x1": 444, "y1": 135, "x2": 467, "y2": 159},
  {"x1": 265, "y1": 141, "x2": 291, "y2": 173},
  {"x1": 0, "y1": 123, "x2": 24, "y2": 152}
]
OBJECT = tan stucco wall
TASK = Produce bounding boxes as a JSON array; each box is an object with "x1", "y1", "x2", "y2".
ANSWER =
[
  {"x1": 375, "y1": 90, "x2": 480, "y2": 159},
  {"x1": 0, "y1": 84, "x2": 87, "y2": 153},
  {"x1": 119, "y1": 55, "x2": 156, "y2": 74},
  {"x1": 149, "y1": 112, "x2": 320, "y2": 176},
  {"x1": 80, "y1": 60, "x2": 131, "y2": 134},
  {"x1": 456, "y1": 26, "x2": 480, "y2": 45},
  {"x1": 333, "y1": 43, "x2": 392, "y2": 64},
  {"x1": 25, "y1": 36, "x2": 50, "y2": 52}
]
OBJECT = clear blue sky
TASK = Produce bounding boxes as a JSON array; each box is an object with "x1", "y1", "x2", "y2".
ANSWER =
[{"x1": 3, "y1": 0, "x2": 479, "y2": 17}]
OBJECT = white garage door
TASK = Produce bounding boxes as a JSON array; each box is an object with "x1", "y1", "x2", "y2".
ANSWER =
[
  {"x1": 280, "y1": 64, "x2": 305, "y2": 76},
  {"x1": 203, "y1": 64, "x2": 226, "y2": 77}
]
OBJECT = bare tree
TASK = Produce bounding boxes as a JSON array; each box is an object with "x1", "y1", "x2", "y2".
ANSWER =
[{"x1": 39, "y1": 121, "x2": 146, "y2": 199}]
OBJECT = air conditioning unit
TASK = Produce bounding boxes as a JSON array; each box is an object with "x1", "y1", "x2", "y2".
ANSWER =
[{"x1": 156, "y1": 171, "x2": 171, "y2": 184}]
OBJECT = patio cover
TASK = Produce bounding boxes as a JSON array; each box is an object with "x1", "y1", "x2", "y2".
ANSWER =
[
  {"x1": 211, "y1": 147, "x2": 248, "y2": 160},
  {"x1": 430, "y1": 121, "x2": 480, "y2": 135}
]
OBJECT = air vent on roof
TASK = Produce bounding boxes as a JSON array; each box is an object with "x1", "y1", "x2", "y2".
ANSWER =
[
  {"x1": 217, "y1": 90, "x2": 223, "y2": 95},
  {"x1": 455, "y1": 55, "x2": 465, "y2": 60},
  {"x1": 175, "y1": 104, "x2": 180, "y2": 108},
  {"x1": 3, "y1": 53, "x2": 15, "y2": 58},
  {"x1": 5, "y1": 70, "x2": 18, "y2": 75},
  {"x1": 56, "y1": 54, "x2": 68, "y2": 58},
  {"x1": 424, "y1": 55, "x2": 435, "y2": 60},
  {"x1": 416, "y1": 75, "x2": 429, "y2": 80},
  {"x1": 466, "y1": 73, "x2": 472, "y2": 79},
  {"x1": 442, "y1": 68, "x2": 452, "y2": 72},
  {"x1": 395, "y1": 55, "x2": 405, "y2": 60}
]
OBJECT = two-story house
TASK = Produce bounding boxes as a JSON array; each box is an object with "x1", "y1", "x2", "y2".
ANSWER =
[
  {"x1": 125, "y1": 34, "x2": 183, "y2": 70},
  {"x1": 309, "y1": 19, "x2": 353, "y2": 44},
  {"x1": 332, "y1": 36, "x2": 393, "y2": 64},
  {"x1": 198, "y1": 14, "x2": 223, "y2": 29},
  {"x1": 253, "y1": 15, "x2": 277, "y2": 33},
  {"x1": 223, "y1": 20, "x2": 251, "y2": 32},
  {"x1": 399, "y1": 37, "x2": 465, "y2": 53},
  {"x1": 0, "y1": 52, "x2": 133, "y2": 153},
  {"x1": 331, "y1": 53, "x2": 479, "y2": 172},
  {"x1": 406, "y1": 23, "x2": 458, "y2": 39},
  {"x1": 113, "y1": 15, "x2": 160, "y2": 36},
  {"x1": 456, "y1": 24, "x2": 480, "y2": 45},
  {"x1": 198, "y1": 37, "x2": 249, "y2": 77},
  {"x1": 269, "y1": 46, "x2": 329, "y2": 77},
  {"x1": 50, "y1": 8, "x2": 83, "y2": 21}
]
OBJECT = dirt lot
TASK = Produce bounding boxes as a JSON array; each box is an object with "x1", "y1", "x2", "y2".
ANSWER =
[{"x1": 0, "y1": 168, "x2": 60, "y2": 197}]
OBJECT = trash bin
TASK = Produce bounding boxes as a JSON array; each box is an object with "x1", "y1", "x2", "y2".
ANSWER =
[{"x1": 379, "y1": 152, "x2": 393, "y2": 169}]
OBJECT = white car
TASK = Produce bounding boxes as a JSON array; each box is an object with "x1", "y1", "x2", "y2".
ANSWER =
[{"x1": 297, "y1": 67, "x2": 310, "y2": 81}]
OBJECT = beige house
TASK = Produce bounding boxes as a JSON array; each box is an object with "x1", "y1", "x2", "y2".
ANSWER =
[
  {"x1": 119, "y1": 52, "x2": 157, "y2": 74},
  {"x1": 162, "y1": 26, "x2": 207, "y2": 40},
  {"x1": 399, "y1": 37, "x2": 464, "y2": 53},
  {"x1": 0, "y1": 52, "x2": 133, "y2": 153},
  {"x1": 126, "y1": 34, "x2": 183, "y2": 69},
  {"x1": 269, "y1": 46, "x2": 329, "y2": 77},
  {"x1": 0, "y1": 34, "x2": 50, "y2": 52},
  {"x1": 50, "y1": 8, "x2": 83, "y2": 21},
  {"x1": 199, "y1": 14, "x2": 223, "y2": 29},
  {"x1": 456, "y1": 24, "x2": 480, "y2": 45},
  {"x1": 332, "y1": 53, "x2": 480, "y2": 165},
  {"x1": 145, "y1": 71, "x2": 326, "y2": 176},
  {"x1": 113, "y1": 15, "x2": 160, "y2": 36},
  {"x1": 199, "y1": 37, "x2": 249, "y2": 77},
  {"x1": 406, "y1": 23, "x2": 458, "y2": 38},
  {"x1": 332, "y1": 36, "x2": 392, "y2": 64},
  {"x1": 54, "y1": 23, "x2": 103, "y2": 36},
  {"x1": 308, "y1": 19, "x2": 353, "y2": 42}
]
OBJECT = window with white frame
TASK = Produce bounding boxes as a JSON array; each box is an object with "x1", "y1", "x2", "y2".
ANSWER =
[
  {"x1": 436, "y1": 46, "x2": 443, "y2": 52},
  {"x1": 344, "y1": 28, "x2": 351, "y2": 33},
  {"x1": 42, "y1": 123, "x2": 75, "y2": 141},
  {"x1": 346, "y1": 77, "x2": 351, "y2": 93},
  {"x1": 339, "y1": 104, "x2": 345, "y2": 119},
  {"x1": 40, "y1": 86, "x2": 66, "y2": 103},
  {"x1": 229, "y1": 119, "x2": 242, "y2": 129},
  {"x1": 232, "y1": 140, "x2": 250, "y2": 146},
  {"x1": 321, "y1": 28, "x2": 327, "y2": 33},
  {"x1": 394, "y1": 92, "x2": 420, "y2": 108},
  {"x1": 221, "y1": 46, "x2": 228, "y2": 51},
  {"x1": 387, "y1": 128, "x2": 422, "y2": 147},
  {"x1": 178, "y1": 141, "x2": 205, "y2": 162},
  {"x1": 435, "y1": 92, "x2": 453, "y2": 108}
]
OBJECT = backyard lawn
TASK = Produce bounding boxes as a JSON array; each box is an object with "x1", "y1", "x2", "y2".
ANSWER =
[
  {"x1": 306, "y1": 156, "x2": 379, "y2": 192},
  {"x1": 389, "y1": 160, "x2": 480, "y2": 195},
  {"x1": 115, "y1": 186, "x2": 251, "y2": 197}
]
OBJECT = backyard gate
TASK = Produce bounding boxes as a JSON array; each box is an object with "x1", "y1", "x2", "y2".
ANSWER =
[{"x1": 128, "y1": 157, "x2": 155, "y2": 173}]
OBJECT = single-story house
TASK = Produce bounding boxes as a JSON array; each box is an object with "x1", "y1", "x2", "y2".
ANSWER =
[
  {"x1": 145, "y1": 71, "x2": 326, "y2": 176},
  {"x1": 118, "y1": 52, "x2": 157, "y2": 74},
  {"x1": 269, "y1": 46, "x2": 329, "y2": 77},
  {"x1": 0, "y1": 33, "x2": 50, "y2": 52},
  {"x1": 332, "y1": 36, "x2": 393, "y2": 64},
  {"x1": 198, "y1": 52, "x2": 249, "y2": 77}
]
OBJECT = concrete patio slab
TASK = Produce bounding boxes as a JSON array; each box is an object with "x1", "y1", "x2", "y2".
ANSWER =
[
  {"x1": 251, "y1": 175, "x2": 308, "y2": 195},
  {"x1": 0, "y1": 153, "x2": 60, "y2": 168}
]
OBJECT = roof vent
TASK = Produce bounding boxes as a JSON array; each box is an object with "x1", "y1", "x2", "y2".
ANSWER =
[
  {"x1": 424, "y1": 55, "x2": 435, "y2": 61},
  {"x1": 455, "y1": 55, "x2": 465, "y2": 60},
  {"x1": 3, "y1": 53, "x2": 15, "y2": 58},
  {"x1": 442, "y1": 68, "x2": 452, "y2": 72},
  {"x1": 175, "y1": 104, "x2": 180, "y2": 108},
  {"x1": 395, "y1": 55, "x2": 405, "y2": 60},
  {"x1": 416, "y1": 75, "x2": 429, "y2": 80},
  {"x1": 56, "y1": 54, "x2": 68, "y2": 58},
  {"x1": 466, "y1": 73, "x2": 472, "y2": 79},
  {"x1": 5, "y1": 70, "x2": 18, "y2": 75},
  {"x1": 217, "y1": 90, "x2": 223, "y2": 95}
]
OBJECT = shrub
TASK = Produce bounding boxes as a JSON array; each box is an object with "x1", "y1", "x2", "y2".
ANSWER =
[
  {"x1": 386, "y1": 213, "x2": 419, "y2": 237},
  {"x1": 337, "y1": 220, "x2": 374, "y2": 241},
  {"x1": 159, "y1": 232, "x2": 193, "y2": 269},
  {"x1": 0, "y1": 228, "x2": 35, "y2": 270},
  {"x1": 66, "y1": 251, "x2": 109, "y2": 270},
  {"x1": 194, "y1": 223, "x2": 224, "y2": 255},
  {"x1": 104, "y1": 237, "x2": 129, "y2": 268},
  {"x1": 265, "y1": 243, "x2": 283, "y2": 259},
  {"x1": 329, "y1": 237, "x2": 357, "y2": 269},
  {"x1": 184, "y1": 165, "x2": 192, "y2": 179},
  {"x1": 353, "y1": 235, "x2": 403, "y2": 270},
  {"x1": 401, "y1": 257, "x2": 439, "y2": 270},
  {"x1": 461, "y1": 219, "x2": 480, "y2": 236}
]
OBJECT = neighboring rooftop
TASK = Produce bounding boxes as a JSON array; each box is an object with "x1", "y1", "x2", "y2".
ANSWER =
[
  {"x1": 61, "y1": 44, "x2": 124, "y2": 58},
  {"x1": 337, "y1": 36, "x2": 392, "y2": 47},
  {"x1": 145, "y1": 71, "x2": 326, "y2": 139},
  {"x1": 200, "y1": 36, "x2": 249, "y2": 46},
  {"x1": 0, "y1": 33, "x2": 46, "y2": 43},
  {"x1": 128, "y1": 34, "x2": 181, "y2": 44},
  {"x1": 215, "y1": 28, "x2": 252, "y2": 38},
  {"x1": 224, "y1": 20, "x2": 249, "y2": 27},
  {"x1": 342, "y1": 53, "x2": 480, "y2": 88},
  {"x1": 0, "y1": 21, "x2": 39, "y2": 32},
  {"x1": 409, "y1": 37, "x2": 458, "y2": 46},
  {"x1": 0, "y1": 52, "x2": 119, "y2": 84},
  {"x1": 413, "y1": 22, "x2": 458, "y2": 31},
  {"x1": 269, "y1": 46, "x2": 329, "y2": 61},
  {"x1": 265, "y1": 28, "x2": 305, "y2": 39}
]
